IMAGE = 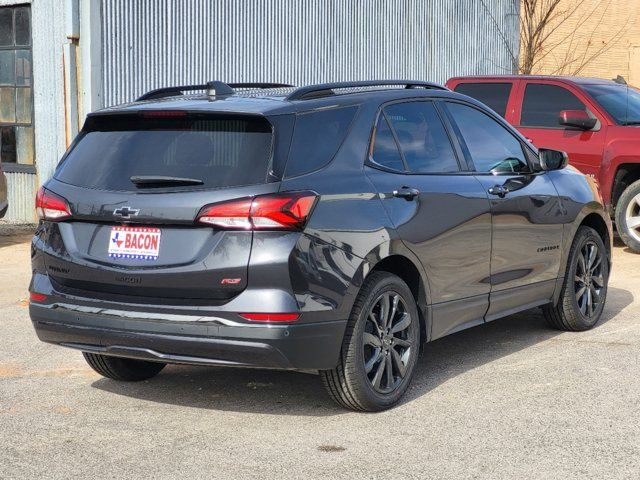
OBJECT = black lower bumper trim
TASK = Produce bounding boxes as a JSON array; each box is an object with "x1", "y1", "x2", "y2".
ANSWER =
[
  {"x1": 61, "y1": 341, "x2": 282, "y2": 368},
  {"x1": 30, "y1": 304, "x2": 347, "y2": 370}
]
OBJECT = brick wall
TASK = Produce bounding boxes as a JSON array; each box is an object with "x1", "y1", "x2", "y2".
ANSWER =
[{"x1": 529, "y1": 0, "x2": 640, "y2": 84}]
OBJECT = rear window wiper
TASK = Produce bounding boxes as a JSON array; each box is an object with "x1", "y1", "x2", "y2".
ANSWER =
[{"x1": 130, "y1": 175, "x2": 204, "y2": 187}]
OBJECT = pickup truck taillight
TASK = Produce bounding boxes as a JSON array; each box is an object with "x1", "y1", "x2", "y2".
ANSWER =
[
  {"x1": 35, "y1": 187, "x2": 72, "y2": 221},
  {"x1": 196, "y1": 191, "x2": 318, "y2": 231}
]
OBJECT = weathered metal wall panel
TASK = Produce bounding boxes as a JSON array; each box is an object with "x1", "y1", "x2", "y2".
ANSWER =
[
  {"x1": 0, "y1": 0, "x2": 67, "y2": 223},
  {"x1": 101, "y1": 0, "x2": 519, "y2": 106},
  {"x1": 4, "y1": 172, "x2": 37, "y2": 223},
  {"x1": 2, "y1": 0, "x2": 519, "y2": 223}
]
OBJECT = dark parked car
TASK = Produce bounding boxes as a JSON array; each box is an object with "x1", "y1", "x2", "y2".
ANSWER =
[{"x1": 30, "y1": 80, "x2": 612, "y2": 411}]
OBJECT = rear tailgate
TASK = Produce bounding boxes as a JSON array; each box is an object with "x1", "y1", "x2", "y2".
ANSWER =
[{"x1": 41, "y1": 111, "x2": 285, "y2": 303}]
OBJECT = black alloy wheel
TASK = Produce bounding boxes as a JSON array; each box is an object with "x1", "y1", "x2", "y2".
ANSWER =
[
  {"x1": 574, "y1": 240, "x2": 606, "y2": 318},
  {"x1": 363, "y1": 292, "x2": 414, "y2": 394}
]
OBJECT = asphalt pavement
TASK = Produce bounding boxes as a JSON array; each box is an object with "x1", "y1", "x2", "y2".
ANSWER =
[{"x1": 1, "y1": 231, "x2": 639, "y2": 479}]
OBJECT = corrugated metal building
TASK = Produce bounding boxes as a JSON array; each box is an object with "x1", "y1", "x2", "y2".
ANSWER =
[{"x1": 0, "y1": 0, "x2": 519, "y2": 223}]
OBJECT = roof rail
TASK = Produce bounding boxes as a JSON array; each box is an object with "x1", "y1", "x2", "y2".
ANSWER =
[
  {"x1": 229, "y1": 82, "x2": 294, "y2": 89},
  {"x1": 285, "y1": 80, "x2": 447, "y2": 101},
  {"x1": 136, "y1": 81, "x2": 294, "y2": 101}
]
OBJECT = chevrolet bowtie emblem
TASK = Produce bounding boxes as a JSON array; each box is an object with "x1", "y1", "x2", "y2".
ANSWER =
[{"x1": 113, "y1": 207, "x2": 140, "y2": 219}]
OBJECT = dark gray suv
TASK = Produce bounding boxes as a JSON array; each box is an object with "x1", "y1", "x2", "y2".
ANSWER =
[{"x1": 29, "y1": 80, "x2": 612, "y2": 411}]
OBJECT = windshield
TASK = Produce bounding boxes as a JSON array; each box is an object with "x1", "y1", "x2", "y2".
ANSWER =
[
  {"x1": 55, "y1": 113, "x2": 274, "y2": 191},
  {"x1": 583, "y1": 84, "x2": 640, "y2": 125}
]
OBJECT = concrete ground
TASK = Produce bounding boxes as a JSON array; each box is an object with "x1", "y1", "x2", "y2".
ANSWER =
[{"x1": 0, "y1": 231, "x2": 639, "y2": 480}]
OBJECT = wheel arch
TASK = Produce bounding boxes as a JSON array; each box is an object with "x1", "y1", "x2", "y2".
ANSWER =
[
  {"x1": 611, "y1": 163, "x2": 640, "y2": 212},
  {"x1": 362, "y1": 245, "x2": 431, "y2": 344},
  {"x1": 580, "y1": 212, "x2": 612, "y2": 260},
  {"x1": 553, "y1": 207, "x2": 613, "y2": 305}
]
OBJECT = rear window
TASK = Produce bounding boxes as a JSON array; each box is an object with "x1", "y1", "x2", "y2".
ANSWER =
[
  {"x1": 284, "y1": 106, "x2": 358, "y2": 177},
  {"x1": 453, "y1": 83, "x2": 512, "y2": 117},
  {"x1": 55, "y1": 113, "x2": 274, "y2": 191}
]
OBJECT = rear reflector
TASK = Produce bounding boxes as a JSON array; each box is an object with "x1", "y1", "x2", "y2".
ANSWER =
[
  {"x1": 35, "y1": 187, "x2": 72, "y2": 221},
  {"x1": 240, "y1": 313, "x2": 300, "y2": 322},
  {"x1": 29, "y1": 292, "x2": 48, "y2": 303},
  {"x1": 197, "y1": 191, "x2": 317, "y2": 231}
]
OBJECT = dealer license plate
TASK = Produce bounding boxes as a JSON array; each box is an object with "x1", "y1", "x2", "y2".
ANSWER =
[{"x1": 108, "y1": 226, "x2": 161, "y2": 260}]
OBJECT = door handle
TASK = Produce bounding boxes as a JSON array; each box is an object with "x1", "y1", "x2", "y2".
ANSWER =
[
  {"x1": 393, "y1": 186, "x2": 420, "y2": 201},
  {"x1": 488, "y1": 185, "x2": 509, "y2": 198}
]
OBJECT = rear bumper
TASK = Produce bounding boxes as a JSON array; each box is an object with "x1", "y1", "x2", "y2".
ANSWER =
[{"x1": 30, "y1": 303, "x2": 347, "y2": 370}]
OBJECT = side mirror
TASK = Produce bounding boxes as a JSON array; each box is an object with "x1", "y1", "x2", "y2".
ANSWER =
[
  {"x1": 538, "y1": 148, "x2": 569, "y2": 171},
  {"x1": 559, "y1": 110, "x2": 597, "y2": 130}
]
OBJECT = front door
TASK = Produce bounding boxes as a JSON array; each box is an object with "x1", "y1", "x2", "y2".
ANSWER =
[
  {"x1": 365, "y1": 100, "x2": 492, "y2": 339},
  {"x1": 442, "y1": 100, "x2": 565, "y2": 321},
  {"x1": 515, "y1": 81, "x2": 606, "y2": 179}
]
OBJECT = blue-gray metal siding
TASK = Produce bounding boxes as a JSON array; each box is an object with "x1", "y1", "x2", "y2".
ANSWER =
[
  {"x1": 4, "y1": 172, "x2": 37, "y2": 223},
  {"x1": 101, "y1": 0, "x2": 519, "y2": 106}
]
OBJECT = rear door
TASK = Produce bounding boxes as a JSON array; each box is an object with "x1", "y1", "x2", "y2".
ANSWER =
[
  {"x1": 442, "y1": 100, "x2": 564, "y2": 320},
  {"x1": 43, "y1": 111, "x2": 287, "y2": 303},
  {"x1": 448, "y1": 79, "x2": 519, "y2": 123},
  {"x1": 515, "y1": 80, "x2": 607, "y2": 178},
  {"x1": 365, "y1": 100, "x2": 492, "y2": 339}
]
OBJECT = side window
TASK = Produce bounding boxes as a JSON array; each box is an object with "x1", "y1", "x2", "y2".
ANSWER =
[
  {"x1": 453, "y1": 83, "x2": 512, "y2": 117},
  {"x1": 384, "y1": 102, "x2": 459, "y2": 174},
  {"x1": 285, "y1": 105, "x2": 358, "y2": 177},
  {"x1": 445, "y1": 102, "x2": 529, "y2": 174},
  {"x1": 370, "y1": 114, "x2": 405, "y2": 171},
  {"x1": 521, "y1": 84, "x2": 587, "y2": 128}
]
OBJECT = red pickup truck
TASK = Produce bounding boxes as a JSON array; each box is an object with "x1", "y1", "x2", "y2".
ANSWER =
[{"x1": 445, "y1": 75, "x2": 640, "y2": 252}]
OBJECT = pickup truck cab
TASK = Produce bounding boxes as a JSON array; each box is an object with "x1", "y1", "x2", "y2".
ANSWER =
[{"x1": 446, "y1": 75, "x2": 640, "y2": 251}]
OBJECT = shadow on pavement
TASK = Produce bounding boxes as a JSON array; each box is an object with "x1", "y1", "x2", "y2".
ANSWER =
[
  {"x1": 91, "y1": 286, "x2": 634, "y2": 416},
  {"x1": 0, "y1": 232, "x2": 33, "y2": 248}
]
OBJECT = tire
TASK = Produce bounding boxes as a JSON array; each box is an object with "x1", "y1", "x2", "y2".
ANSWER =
[
  {"x1": 320, "y1": 271, "x2": 421, "y2": 411},
  {"x1": 543, "y1": 226, "x2": 609, "y2": 331},
  {"x1": 83, "y1": 352, "x2": 166, "y2": 381},
  {"x1": 615, "y1": 179, "x2": 640, "y2": 252}
]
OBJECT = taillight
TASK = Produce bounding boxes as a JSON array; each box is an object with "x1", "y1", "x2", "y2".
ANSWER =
[
  {"x1": 197, "y1": 198, "x2": 253, "y2": 229},
  {"x1": 251, "y1": 194, "x2": 317, "y2": 230},
  {"x1": 196, "y1": 191, "x2": 317, "y2": 231},
  {"x1": 35, "y1": 186, "x2": 72, "y2": 221}
]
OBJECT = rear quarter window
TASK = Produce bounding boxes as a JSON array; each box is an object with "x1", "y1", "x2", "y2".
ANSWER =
[
  {"x1": 453, "y1": 83, "x2": 512, "y2": 117},
  {"x1": 284, "y1": 105, "x2": 358, "y2": 177}
]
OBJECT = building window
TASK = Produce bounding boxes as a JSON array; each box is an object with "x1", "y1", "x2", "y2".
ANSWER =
[{"x1": 0, "y1": 5, "x2": 34, "y2": 169}]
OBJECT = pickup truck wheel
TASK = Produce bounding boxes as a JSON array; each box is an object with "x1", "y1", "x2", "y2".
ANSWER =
[
  {"x1": 320, "y1": 272, "x2": 420, "y2": 411},
  {"x1": 615, "y1": 179, "x2": 640, "y2": 252},
  {"x1": 83, "y1": 352, "x2": 166, "y2": 381},
  {"x1": 543, "y1": 226, "x2": 608, "y2": 331}
]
